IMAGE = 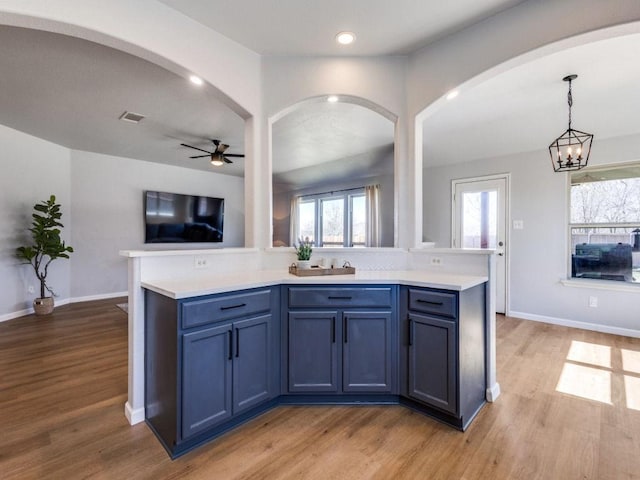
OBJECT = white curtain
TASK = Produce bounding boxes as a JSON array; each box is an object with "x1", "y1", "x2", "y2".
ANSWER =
[
  {"x1": 365, "y1": 184, "x2": 381, "y2": 247},
  {"x1": 289, "y1": 195, "x2": 300, "y2": 247}
]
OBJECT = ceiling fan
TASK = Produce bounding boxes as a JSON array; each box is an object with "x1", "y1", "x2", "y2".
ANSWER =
[{"x1": 180, "y1": 139, "x2": 244, "y2": 166}]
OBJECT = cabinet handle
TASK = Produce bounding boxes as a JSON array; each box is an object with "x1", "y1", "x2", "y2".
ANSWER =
[
  {"x1": 328, "y1": 296, "x2": 352, "y2": 300},
  {"x1": 344, "y1": 317, "x2": 348, "y2": 343},
  {"x1": 228, "y1": 329, "x2": 233, "y2": 360},
  {"x1": 408, "y1": 318, "x2": 413, "y2": 346},
  {"x1": 417, "y1": 299, "x2": 443, "y2": 306},
  {"x1": 235, "y1": 328, "x2": 240, "y2": 358},
  {"x1": 220, "y1": 303, "x2": 246, "y2": 311},
  {"x1": 332, "y1": 316, "x2": 336, "y2": 343}
]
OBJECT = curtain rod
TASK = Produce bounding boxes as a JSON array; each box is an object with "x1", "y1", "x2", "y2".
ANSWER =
[{"x1": 299, "y1": 184, "x2": 378, "y2": 198}]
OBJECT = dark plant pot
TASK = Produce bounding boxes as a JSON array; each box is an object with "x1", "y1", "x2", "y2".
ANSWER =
[{"x1": 33, "y1": 297, "x2": 54, "y2": 315}]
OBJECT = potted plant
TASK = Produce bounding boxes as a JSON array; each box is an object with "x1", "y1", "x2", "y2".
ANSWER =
[
  {"x1": 294, "y1": 237, "x2": 313, "y2": 269},
  {"x1": 16, "y1": 195, "x2": 74, "y2": 315}
]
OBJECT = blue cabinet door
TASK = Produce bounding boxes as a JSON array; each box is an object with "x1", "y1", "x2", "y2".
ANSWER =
[
  {"x1": 233, "y1": 314, "x2": 271, "y2": 414},
  {"x1": 288, "y1": 311, "x2": 339, "y2": 392},
  {"x1": 408, "y1": 313, "x2": 458, "y2": 414},
  {"x1": 181, "y1": 323, "x2": 233, "y2": 440},
  {"x1": 342, "y1": 311, "x2": 393, "y2": 393}
]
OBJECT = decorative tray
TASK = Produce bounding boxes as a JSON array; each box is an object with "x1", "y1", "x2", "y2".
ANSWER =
[{"x1": 288, "y1": 265, "x2": 356, "y2": 277}]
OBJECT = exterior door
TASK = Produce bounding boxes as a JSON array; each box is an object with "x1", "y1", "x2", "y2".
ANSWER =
[{"x1": 452, "y1": 175, "x2": 508, "y2": 314}]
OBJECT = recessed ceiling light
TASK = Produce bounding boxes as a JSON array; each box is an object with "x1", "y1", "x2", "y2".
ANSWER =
[
  {"x1": 189, "y1": 75, "x2": 204, "y2": 86},
  {"x1": 446, "y1": 90, "x2": 459, "y2": 100},
  {"x1": 327, "y1": 95, "x2": 339, "y2": 103},
  {"x1": 336, "y1": 32, "x2": 356, "y2": 45}
]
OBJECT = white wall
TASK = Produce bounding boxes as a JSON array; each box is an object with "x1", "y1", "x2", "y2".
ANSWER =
[
  {"x1": 0, "y1": 124, "x2": 71, "y2": 318},
  {"x1": 423, "y1": 134, "x2": 640, "y2": 334},
  {"x1": 69, "y1": 150, "x2": 245, "y2": 300}
]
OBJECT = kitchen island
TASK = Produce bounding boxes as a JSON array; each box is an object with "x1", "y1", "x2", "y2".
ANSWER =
[{"x1": 141, "y1": 268, "x2": 492, "y2": 457}]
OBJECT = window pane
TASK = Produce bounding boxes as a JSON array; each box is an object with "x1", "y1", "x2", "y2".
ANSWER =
[
  {"x1": 351, "y1": 195, "x2": 366, "y2": 246},
  {"x1": 461, "y1": 191, "x2": 497, "y2": 249},
  {"x1": 298, "y1": 200, "x2": 316, "y2": 243},
  {"x1": 571, "y1": 177, "x2": 640, "y2": 223},
  {"x1": 322, "y1": 198, "x2": 344, "y2": 246},
  {"x1": 571, "y1": 227, "x2": 639, "y2": 283}
]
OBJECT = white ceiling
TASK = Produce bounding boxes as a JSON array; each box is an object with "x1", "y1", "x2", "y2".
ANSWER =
[
  {"x1": 1, "y1": 5, "x2": 639, "y2": 184},
  {"x1": 158, "y1": 0, "x2": 526, "y2": 56},
  {"x1": 0, "y1": 25, "x2": 245, "y2": 176},
  {"x1": 423, "y1": 33, "x2": 640, "y2": 167}
]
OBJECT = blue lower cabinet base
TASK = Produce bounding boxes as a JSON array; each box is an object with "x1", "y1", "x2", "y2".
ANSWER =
[
  {"x1": 148, "y1": 395, "x2": 486, "y2": 459},
  {"x1": 399, "y1": 396, "x2": 486, "y2": 432},
  {"x1": 152, "y1": 398, "x2": 280, "y2": 459}
]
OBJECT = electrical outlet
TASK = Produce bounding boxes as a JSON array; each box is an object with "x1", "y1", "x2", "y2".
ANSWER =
[
  {"x1": 589, "y1": 296, "x2": 598, "y2": 308},
  {"x1": 194, "y1": 257, "x2": 209, "y2": 269},
  {"x1": 513, "y1": 220, "x2": 524, "y2": 230},
  {"x1": 430, "y1": 257, "x2": 442, "y2": 266},
  {"x1": 27, "y1": 285, "x2": 35, "y2": 294}
]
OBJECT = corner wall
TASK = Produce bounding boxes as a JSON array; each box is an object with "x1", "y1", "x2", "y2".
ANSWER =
[{"x1": 0, "y1": 124, "x2": 71, "y2": 318}]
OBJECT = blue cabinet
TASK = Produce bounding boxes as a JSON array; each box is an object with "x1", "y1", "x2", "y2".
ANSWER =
[
  {"x1": 400, "y1": 285, "x2": 486, "y2": 429},
  {"x1": 145, "y1": 287, "x2": 278, "y2": 457},
  {"x1": 408, "y1": 313, "x2": 457, "y2": 414},
  {"x1": 286, "y1": 286, "x2": 396, "y2": 395},
  {"x1": 182, "y1": 323, "x2": 233, "y2": 438},
  {"x1": 288, "y1": 311, "x2": 339, "y2": 392}
]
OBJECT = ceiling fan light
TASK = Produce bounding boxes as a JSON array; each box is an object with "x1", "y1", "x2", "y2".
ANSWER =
[{"x1": 210, "y1": 154, "x2": 224, "y2": 166}]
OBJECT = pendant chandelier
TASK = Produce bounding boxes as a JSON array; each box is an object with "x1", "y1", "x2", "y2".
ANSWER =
[{"x1": 548, "y1": 74, "x2": 594, "y2": 172}]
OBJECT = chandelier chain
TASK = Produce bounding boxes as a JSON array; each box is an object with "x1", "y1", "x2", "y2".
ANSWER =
[{"x1": 567, "y1": 78, "x2": 573, "y2": 130}]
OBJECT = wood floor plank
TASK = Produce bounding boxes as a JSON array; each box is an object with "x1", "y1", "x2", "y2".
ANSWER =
[{"x1": 1, "y1": 302, "x2": 640, "y2": 479}]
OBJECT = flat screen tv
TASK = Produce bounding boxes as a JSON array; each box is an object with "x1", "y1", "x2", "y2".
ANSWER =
[{"x1": 144, "y1": 191, "x2": 224, "y2": 244}]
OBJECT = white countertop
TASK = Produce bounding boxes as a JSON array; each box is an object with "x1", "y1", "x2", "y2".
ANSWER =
[{"x1": 142, "y1": 269, "x2": 488, "y2": 299}]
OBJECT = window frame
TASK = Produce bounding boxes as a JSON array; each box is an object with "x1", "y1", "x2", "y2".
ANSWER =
[
  {"x1": 567, "y1": 162, "x2": 640, "y2": 285},
  {"x1": 297, "y1": 188, "x2": 366, "y2": 247}
]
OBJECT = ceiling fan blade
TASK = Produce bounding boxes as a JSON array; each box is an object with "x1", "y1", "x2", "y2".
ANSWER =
[
  {"x1": 216, "y1": 143, "x2": 230, "y2": 154},
  {"x1": 189, "y1": 154, "x2": 210, "y2": 159},
  {"x1": 224, "y1": 153, "x2": 245, "y2": 158},
  {"x1": 223, "y1": 156, "x2": 233, "y2": 164},
  {"x1": 181, "y1": 143, "x2": 212, "y2": 154}
]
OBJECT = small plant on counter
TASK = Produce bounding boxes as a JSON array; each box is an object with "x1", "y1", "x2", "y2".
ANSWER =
[{"x1": 294, "y1": 237, "x2": 313, "y2": 261}]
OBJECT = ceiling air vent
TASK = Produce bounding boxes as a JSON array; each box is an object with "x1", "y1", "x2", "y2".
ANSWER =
[{"x1": 119, "y1": 111, "x2": 145, "y2": 123}]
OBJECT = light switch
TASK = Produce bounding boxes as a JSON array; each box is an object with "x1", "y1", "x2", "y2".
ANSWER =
[{"x1": 513, "y1": 220, "x2": 524, "y2": 230}]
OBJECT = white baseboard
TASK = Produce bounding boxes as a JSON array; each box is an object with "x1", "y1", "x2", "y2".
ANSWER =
[
  {"x1": 509, "y1": 310, "x2": 640, "y2": 339},
  {"x1": 125, "y1": 401, "x2": 145, "y2": 425},
  {"x1": 0, "y1": 291, "x2": 128, "y2": 323},
  {"x1": 68, "y1": 291, "x2": 127, "y2": 304}
]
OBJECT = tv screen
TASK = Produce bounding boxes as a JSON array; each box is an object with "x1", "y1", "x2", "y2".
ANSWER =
[{"x1": 144, "y1": 191, "x2": 224, "y2": 244}]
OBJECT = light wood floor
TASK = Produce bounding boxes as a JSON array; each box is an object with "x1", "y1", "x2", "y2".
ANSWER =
[{"x1": 1, "y1": 299, "x2": 639, "y2": 479}]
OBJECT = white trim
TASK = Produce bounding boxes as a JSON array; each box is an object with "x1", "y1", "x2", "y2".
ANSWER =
[
  {"x1": 119, "y1": 247, "x2": 259, "y2": 258},
  {"x1": 509, "y1": 310, "x2": 640, "y2": 338},
  {"x1": 409, "y1": 247, "x2": 494, "y2": 255},
  {"x1": 124, "y1": 401, "x2": 145, "y2": 425},
  {"x1": 486, "y1": 383, "x2": 501, "y2": 402},
  {"x1": 69, "y1": 291, "x2": 128, "y2": 303},
  {"x1": 0, "y1": 291, "x2": 127, "y2": 323},
  {"x1": 560, "y1": 278, "x2": 640, "y2": 293}
]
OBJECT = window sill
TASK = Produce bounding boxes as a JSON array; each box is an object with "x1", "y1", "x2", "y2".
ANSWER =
[{"x1": 561, "y1": 278, "x2": 640, "y2": 293}]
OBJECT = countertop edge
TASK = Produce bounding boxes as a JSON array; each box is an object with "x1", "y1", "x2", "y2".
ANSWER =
[{"x1": 141, "y1": 271, "x2": 488, "y2": 299}]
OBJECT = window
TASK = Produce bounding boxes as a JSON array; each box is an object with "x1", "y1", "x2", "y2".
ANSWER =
[
  {"x1": 296, "y1": 189, "x2": 367, "y2": 247},
  {"x1": 569, "y1": 164, "x2": 640, "y2": 283}
]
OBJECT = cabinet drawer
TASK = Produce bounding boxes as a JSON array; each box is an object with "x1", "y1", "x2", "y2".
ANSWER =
[
  {"x1": 181, "y1": 289, "x2": 271, "y2": 329},
  {"x1": 408, "y1": 289, "x2": 457, "y2": 319},
  {"x1": 288, "y1": 287, "x2": 392, "y2": 308}
]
